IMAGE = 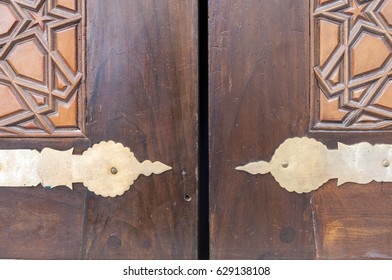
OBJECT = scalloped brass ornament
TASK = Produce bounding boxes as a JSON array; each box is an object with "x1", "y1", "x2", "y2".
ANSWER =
[
  {"x1": 236, "y1": 137, "x2": 392, "y2": 193},
  {"x1": 0, "y1": 141, "x2": 172, "y2": 197}
]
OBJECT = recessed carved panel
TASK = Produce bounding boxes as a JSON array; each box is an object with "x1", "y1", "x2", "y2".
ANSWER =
[
  {"x1": 312, "y1": 0, "x2": 392, "y2": 130},
  {"x1": 0, "y1": 0, "x2": 85, "y2": 137}
]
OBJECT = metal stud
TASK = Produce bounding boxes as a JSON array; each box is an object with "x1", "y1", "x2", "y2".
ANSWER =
[{"x1": 111, "y1": 167, "x2": 118, "y2": 175}]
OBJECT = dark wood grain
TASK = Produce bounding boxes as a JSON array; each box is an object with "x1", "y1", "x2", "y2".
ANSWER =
[
  {"x1": 0, "y1": 186, "x2": 86, "y2": 259},
  {"x1": 84, "y1": 0, "x2": 198, "y2": 259},
  {"x1": 311, "y1": 181, "x2": 392, "y2": 259},
  {"x1": 0, "y1": 0, "x2": 197, "y2": 260},
  {"x1": 209, "y1": 0, "x2": 315, "y2": 259}
]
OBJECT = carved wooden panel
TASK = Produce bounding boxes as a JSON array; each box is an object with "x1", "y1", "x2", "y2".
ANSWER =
[
  {"x1": 312, "y1": 0, "x2": 392, "y2": 130},
  {"x1": 0, "y1": 0, "x2": 85, "y2": 137}
]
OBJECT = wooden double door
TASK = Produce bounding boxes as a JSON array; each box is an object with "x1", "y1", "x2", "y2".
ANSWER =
[{"x1": 1, "y1": 0, "x2": 392, "y2": 259}]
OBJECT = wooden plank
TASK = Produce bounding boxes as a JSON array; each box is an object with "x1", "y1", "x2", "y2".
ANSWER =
[
  {"x1": 84, "y1": 0, "x2": 198, "y2": 259},
  {"x1": 312, "y1": 181, "x2": 392, "y2": 259},
  {"x1": 209, "y1": 0, "x2": 315, "y2": 259},
  {"x1": 308, "y1": 0, "x2": 392, "y2": 259},
  {"x1": 0, "y1": 0, "x2": 88, "y2": 259},
  {"x1": 0, "y1": 187, "x2": 86, "y2": 259}
]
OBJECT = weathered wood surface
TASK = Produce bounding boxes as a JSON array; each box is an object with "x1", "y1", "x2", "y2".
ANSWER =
[
  {"x1": 209, "y1": 0, "x2": 315, "y2": 259},
  {"x1": 210, "y1": 0, "x2": 392, "y2": 260},
  {"x1": 84, "y1": 0, "x2": 198, "y2": 259},
  {"x1": 0, "y1": 0, "x2": 198, "y2": 260}
]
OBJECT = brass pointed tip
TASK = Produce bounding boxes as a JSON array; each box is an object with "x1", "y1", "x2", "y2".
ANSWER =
[
  {"x1": 156, "y1": 162, "x2": 172, "y2": 173},
  {"x1": 235, "y1": 165, "x2": 248, "y2": 172},
  {"x1": 140, "y1": 160, "x2": 172, "y2": 176},
  {"x1": 236, "y1": 161, "x2": 271, "y2": 175}
]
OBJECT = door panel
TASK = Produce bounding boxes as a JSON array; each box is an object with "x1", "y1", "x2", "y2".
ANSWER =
[
  {"x1": 83, "y1": 0, "x2": 198, "y2": 259},
  {"x1": 0, "y1": 0, "x2": 198, "y2": 259},
  {"x1": 209, "y1": 0, "x2": 315, "y2": 259},
  {"x1": 0, "y1": 0, "x2": 86, "y2": 137},
  {"x1": 209, "y1": 0, "x2": 392, "y2": 259},
  {"x1": 0, "y1": 0, "x2": 88, "y2": 259},
  {"x1": 311, "y1": 0, "x2": 392, "y2": 131}
]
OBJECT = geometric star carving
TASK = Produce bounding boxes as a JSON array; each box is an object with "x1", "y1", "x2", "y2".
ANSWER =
[
  {"x1": 0, "y1": 0, "x2": 85, "y2": 137},
  {"x1": 27, "y1": 4, "x2": 54, "y2": 33},
  {"x1": 344, "y1": 0, "x2": 372, "y2": 27},
  {"x1": 312, "y1": 0, "x2": 392, "y2": 130}
]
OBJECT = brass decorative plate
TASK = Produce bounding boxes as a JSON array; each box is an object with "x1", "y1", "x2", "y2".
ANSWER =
[
  {"x1": 237, "y1": 137, "x2": 392, "y2": 193},
  {"x1": 0, "y1": 141, "x2": 171, "y2": 197}
]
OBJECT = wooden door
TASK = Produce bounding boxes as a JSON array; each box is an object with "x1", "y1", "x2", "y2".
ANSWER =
[
  {"x1": 209, "y1": 0, "x2": 392, "y2": 259},
  {"x1": 0, "y1": 0, "x2": 198, "y2": 259}
]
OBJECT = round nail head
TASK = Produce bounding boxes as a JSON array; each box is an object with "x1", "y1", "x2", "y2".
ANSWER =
[
  {"x1": 282, "y1": 161, "x2": 289, "y2": 168},
  {"x1": 111, "y1": 167, "x2": 118, "y2": 175}
]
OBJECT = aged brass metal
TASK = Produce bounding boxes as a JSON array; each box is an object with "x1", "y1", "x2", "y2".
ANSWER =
[
  {"x1": 0, "y1": 141, "x2": 171, "y2": 197},
  {"x1": 236, "y1": 137, "x2": 392, "y2": 193}
]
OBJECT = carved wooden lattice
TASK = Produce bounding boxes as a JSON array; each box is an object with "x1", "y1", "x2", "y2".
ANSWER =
[
  {"x1": 0, "y1": 0, "x2": 84, "y2": 137},
  {"x1": 312, "y1": 0, "x2": 392, "y2": 130}
]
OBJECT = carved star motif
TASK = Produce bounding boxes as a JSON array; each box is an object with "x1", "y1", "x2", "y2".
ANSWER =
[
  {"x1": 344, "y1": 0, "x2": 371, "y2": 25},
  {"x1": 28, "y1": 5, "x2": 53, "y2": 32}
]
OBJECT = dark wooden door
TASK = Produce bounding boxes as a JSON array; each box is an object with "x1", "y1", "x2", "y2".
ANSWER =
[
  {"x1": 0, "y1": 0, "x2": 198, "y2": 259},
  {"x1": 209, "y1": 0, "x2": 392, "y2": 259}
]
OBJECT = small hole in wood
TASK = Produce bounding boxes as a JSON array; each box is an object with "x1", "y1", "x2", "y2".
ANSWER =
[
  {"x1": 107, "y1": 235, "x2": 122, "y2": 249},
  {"x1": 184, "y1": 194, "x2": 192, "y2": 202},
  {"x1": 282, "y1": 161, "x2": 289, "y2": 168},
  {"x1": 383, "y1": 160, "x2": 390, "y2": 168},
  {"x1": 111, "y1": 167, "x2": 118, "y2": 175}
]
